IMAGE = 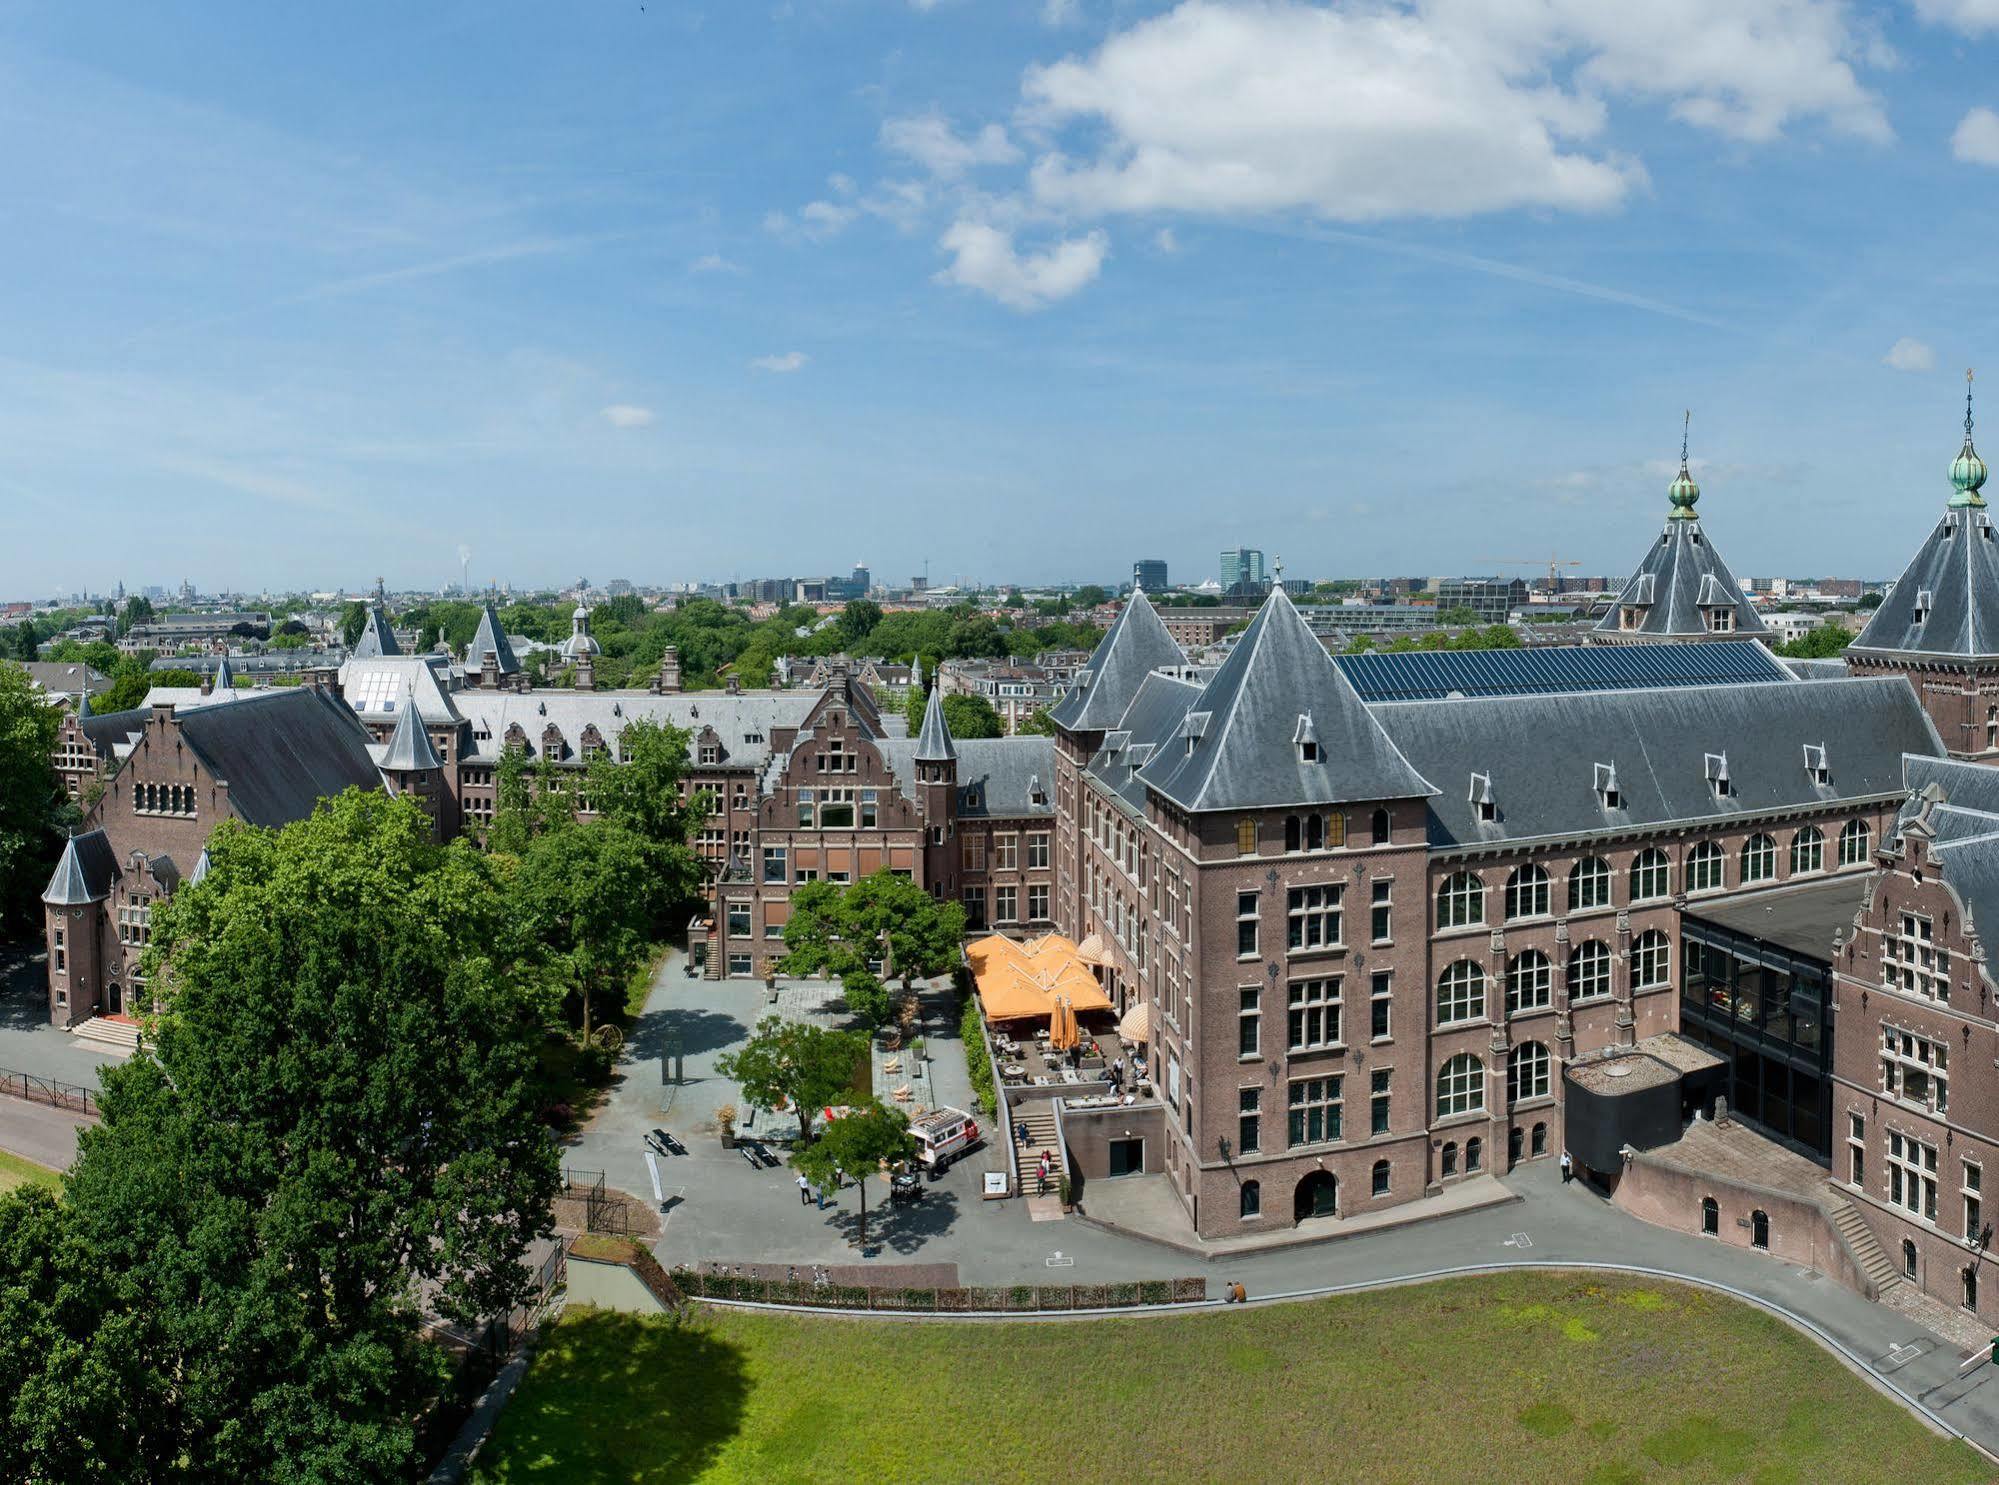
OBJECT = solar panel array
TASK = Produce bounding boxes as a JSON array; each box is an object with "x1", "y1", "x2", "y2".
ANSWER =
[{"x1": 1333, "y1": 641, "x2": 1791, "y2": 704}]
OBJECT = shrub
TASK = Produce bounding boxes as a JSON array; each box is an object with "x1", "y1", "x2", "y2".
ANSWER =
[
  {"x1": 960, "y1": 999, "x2": 997, "y2": 1118},
  {"x1": 573, "y1": 1042, "x2": 614, "y2": 1084}
]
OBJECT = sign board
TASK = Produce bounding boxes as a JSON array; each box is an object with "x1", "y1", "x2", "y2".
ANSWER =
[{"x1": 982, "y1": 1170, "x2": 1009, "y2": 1200}]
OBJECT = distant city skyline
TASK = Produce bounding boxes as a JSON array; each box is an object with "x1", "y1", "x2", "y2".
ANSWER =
[{"x1": 3, "y1": 3, "x2": 1998, "y2": 593}]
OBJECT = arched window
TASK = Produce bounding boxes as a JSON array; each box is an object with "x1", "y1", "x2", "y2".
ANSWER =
[
  {"x1": 1505, "y1": 950, "x2": 1552, "y2": 1014},
  {"x1": 1686, "y1": 841, "x2": 1724, "y2": 893},
  {"x1": 1437, "y1": 871, "x2": 1484, "y2": 929},
  {"x1": 1441, "y1": 1141, "x2": 1459, "y2": 1177},
  {"x1": 1437, "y1": 961, "x2": 1487, "y2": 1024},
  {"x1": 1236, "y1": 818, "x2": 1258, "y2": 855},
  {"x1": 1371, "y1": 1159, "x2": 1391, "y2": 1197},
  {"x1": 1839, "y1": 819, "x2": 1872, "y2": 867},
  {"x1": 1466, "y1": 1136, "x2": 1484, "y2": 1172},
  {"x1": 1285, "y1": 815, "x2": 1301, "y2": 853},
  {"x1": 1306, "y1": 814, "x2": 1324, "y2": 851},
  {"x1": 1437, "y1": 1053, "x2": 1486, "y2": 1117},
  {"x1": 1752, "y1": 1210, "x2": 1770, "y2": 1249},
  {"x1": 1903, "y1": 1238, "x2": 1917, "y2": 1278},
  {"x1": 1791, "y1": 825, "x2": 1824, "y2": 875},
  {"x1": 1630, "y1": 848, "x2": 1671, "y2": 901},
  {"x1": 1568, "y1": 856, "x2": 1612, "y2": 911},
  {"x1": 1632, "y1": 929, "x2": 1670, "y2": 988},
  {"x1": 1531, "y1": 1122, "x2": 1547, "y2": 1157},
  {"x1": 1372, "y1": 808, "x2": 1391, "y2": 845},
  {"x1": 1701, "y1": 1196, "x2": 1719, "y2": 1235},
  {"x1": 1504, "y1": 864, "x2": 1550, "y2": 921},
  {"x1": 1508, "y1": 1041, "x2": 1551, "y2": 1102},
  {"x1": 1570, "y1": 940, "x2": 1612, "y2": 1000},
  {"x1": 1240, "y1": 1181, "x2": 1261, "y2": 1219},
  {"x1": 1741, "y1": 833, "x2": 1776, "y2": 883}
]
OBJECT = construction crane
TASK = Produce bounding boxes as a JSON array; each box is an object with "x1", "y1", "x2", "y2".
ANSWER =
[{"x1": 1477, "y1": 554, "x2": 1583, "y2": 592}]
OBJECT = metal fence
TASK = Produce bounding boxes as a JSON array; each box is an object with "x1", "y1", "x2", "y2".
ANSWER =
[
  {"x1": 0, "y1": 1066, "x2": 97, "y2": 1116},
  {"x1": 672, "y1": 1269, "x2": 1206, "y2": 1312}
]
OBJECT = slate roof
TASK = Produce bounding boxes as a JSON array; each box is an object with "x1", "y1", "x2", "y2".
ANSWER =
[
  {"x1": 1084, "y1": 671, "x2": 1206, "y2": 816},
  {"x1": 454, "y1": 690, "x2": 818, "y2": 766},
  {"x1": 176, "y1": 688, "x2": 384, "y2": 827},
  {"x1": 42, "y1": 829, "x2": 117, "y2": 905},
  {"x1": 80, "y1": 707, "x2": 149, "y2": 760},
  {"x1": 352, "y1": 603, "x2": 403, "y2": 659},
  {"x1": 466, "y1": 603, "x2": 521, "y2": 676},
  {"x1": 1592, "y1": 518, "x2": 1766, "y2": 640},
  {"x1": 878, "y1": 735, "x2": 1055, "y2": 817},
  {"x1": 1334, "y1": 640, "x2": 1790, "y2": 702},
  {"x1": 1850, "y1": 505, "x2": 1999, "y2": 659},
  {"x1": 1369, "y1": 677, "x2": 1942, "y2": 850},
  {"x1": 14, "y1": 661, "x2": 109, "y2": 697},
  {"x1": 340, "y1": 655, "x2": 465, "y2": 726},
  {"x1": 1046, "y1": 590, "x2": 1185, "y2": 732},
  {"x1": 1887, "y1": 756, "x2": 1999, "y2": 947},
  {"x1": 1137, "y1": 588, "x2": 1436, "y2": 811},
  {"x1": 377, "y1": 703, "x2": 443, "y2": 772},
  {"x1": 915, "y1": 685, "x2": 956, "y2": 762}
]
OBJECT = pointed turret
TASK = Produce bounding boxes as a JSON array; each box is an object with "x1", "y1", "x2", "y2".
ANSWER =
[
  {"x1": 379, "y1": 703, "x2": 443, "y2": 773},
  {"x1": 43, "y1": 830, "x2": 112, "y2": 906},
  {"x1": 213, "y1": 655, "x2": 234, "y2": 691},
  {"x1": 916, "y1": 683, "x2": 957, "y2": 762},
  {"x1": 1590, "y1": 415, "x2": 1766, "y2": 645},
  {"x1": 353, "y1": 602, "x2": 402, "y2": 659},
  {"x1": 77, "y1": 688, "x2": 91, "y2": 719},
  {"x1": 466, "y1": 601, "x2": 520, "y2": 685},
  {"x1": 1137, "y1": 587, "x2": 1436, "y2": 811},
  {"x1": 1047, "y1": 588, "x2": 1184, "y2": 732}
]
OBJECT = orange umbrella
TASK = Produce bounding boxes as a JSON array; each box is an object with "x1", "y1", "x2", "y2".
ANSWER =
[{"x1": 1049, "y1": 995, "x2": 1079, "y2": 1053}]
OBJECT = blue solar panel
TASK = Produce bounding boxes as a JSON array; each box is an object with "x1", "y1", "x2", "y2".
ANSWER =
[{"x1": 1334, "y1": 641, "x2": 1791, "y2": 703}]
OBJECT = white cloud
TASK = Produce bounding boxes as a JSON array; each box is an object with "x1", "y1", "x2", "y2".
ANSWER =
[
  {"x1": 1953, "y1": 106, "x2": 1999, "y2": 165},
  {"x1": 750, "y1": 351, "x2": 809, "y2": 373},
  {"x1": 1020, "y1": 0, "x2": 1886, "y2": 223},
  {"x1": 1043, "y1": 0, "x2": 1081, "y2": 22},
  {"x1": 601, "y1": 404, "x2": 656, "y2": 428},
  {"x1": 690, "y1": 253, "x2": 743, "y2": 274},
  {"x1": 1884, "y1": 337, "x2": 1936, "y2": 373},
  {"x1": 881, "y1": 112, "x2": 1021, "y2": 178},
  {"x1": 1153, "y1": 227, "x2": 1179, "y2": 254},
  {"x1": 934, "y1": 220, "x2": 1109, "y2": 310},
  {"x1": 1911, "y1": 0, "x2": 1999, "y2": 34}
]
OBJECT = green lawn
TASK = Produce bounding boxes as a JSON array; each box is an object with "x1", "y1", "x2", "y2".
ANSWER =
[
  {"x1": 470, "y1": 1272, "x2": 1990, "y2": 1484},
  {"x1": 0, "y1": 1148, "x2": 61, "y2": 1195}
]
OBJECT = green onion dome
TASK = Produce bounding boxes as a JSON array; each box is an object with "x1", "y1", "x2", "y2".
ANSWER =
[{"x1": 1667, "y1": 460, "x2": 1700, "y2": 520}]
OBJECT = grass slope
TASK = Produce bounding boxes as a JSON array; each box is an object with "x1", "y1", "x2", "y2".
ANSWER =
[
  {"x1": 471, "y1": 1272, "x2": 1989, "y2": 1484},
  {"x1": 0, "y1": 1148, "x2": 60, "y2": 1195}
]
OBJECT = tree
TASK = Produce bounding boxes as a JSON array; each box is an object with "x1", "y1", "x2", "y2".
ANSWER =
[
  {"x1": 1858, "y1": 591, "x2": 1884, "y2": 611},
  {"x1": 586, "y1": 717, "x2": 708, "y2": 925},
  {"x1": 781, "y1": 871, "x2": 966, "y2": 996},
  {"x1": 904, "y1": 681, "x2": 928, "y2": 734},
  {"x1": 0, "y1": 790, "x2": 563, "y2": 1482},
  {"x1": 789, "y1": 1098, "x2": 918, "y2": 1249},
  {"x1": 338, "y1": 600, "x2": 369, "y2": 647},
  {"x1": 511, "y1": 818, "x2": 660, "y2": 1042},
  {"x1": 942, "y1": 693, "x2": 1003, "y2": 739},
  {"x1": 1019, "y1": 707, "x2": 1057, "y2": 736},
  {"x1": 715, "y1": 1016, "x2": 867, "y2": 1146},
  {"x1": 1776, "y1": 622, "x2": 1854, "y2": 660},
  {"x1": 1438, "y1": 605, "x2": 1482, "y2": 625},
  {"x1": 841, "y1": 599, "x2": 882, "y2": 647},
  {"x1": 0, "y1": 665, "x2": 64, "y2": 933},
  {"x1": 1073, "y1": 585, "x2": 1109, "y2": 609},
  {"x1": 839, "y1": 969, "x2": 895, "y2": 1034}
]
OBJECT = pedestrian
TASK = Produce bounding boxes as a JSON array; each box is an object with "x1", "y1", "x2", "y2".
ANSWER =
[
  {"x1": 1226, "y1": 1281, "x2": 1247, "y2": 1304},
  {"x1": 814, "y1": 1184, "x2": 827, "y2": 1210},
  {"x1": 1560, "y1": 1150, "x2": 1574, "y2": 1185},
  {"x1": 797, "y1": 1173, "x2": 812, "y2": 1206}
]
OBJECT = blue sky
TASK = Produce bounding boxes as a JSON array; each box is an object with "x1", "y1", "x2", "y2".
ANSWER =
[{"x1": 5, "y1": 0, "x2": 1999, "y2": 596}]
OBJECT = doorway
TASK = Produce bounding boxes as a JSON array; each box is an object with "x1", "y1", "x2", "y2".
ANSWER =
[
  {"x1": 1294, "y1": 1170, "x2": 1339, "y2": 1222},
  {"x1": 105, "y1": 982, "x2": 122, "y2": 1015},
  {"x1": 1107, "y1": 1138, "x2": 1143, "y2": 1178}
]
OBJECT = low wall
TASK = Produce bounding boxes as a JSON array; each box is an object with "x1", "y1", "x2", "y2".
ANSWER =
[
  {"x1": 566, "y1": 1255, "x2": 672, "y2": 1316},
  {"x1": 1058, "y1": 1101, "x2": 1167, "y2": 1186},
  {"x1": 1615, "y1": 1151, "x2": 1866, "y2": 1297}
]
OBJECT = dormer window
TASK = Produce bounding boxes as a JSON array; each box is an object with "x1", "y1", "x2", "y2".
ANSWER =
[
  {"x1": 1294, "y1": 712, "x2": 1319, "y2": 764},
  {"x1": 1704, "y1": 608, "x2": 1734, "y2": 633},
  {"x1": 1620, "y1": 606, "x2": 1644, "y2": 631},
  {"x1": 1469, "y1": 771, "x2": 1495, "y2": 823},
  {"x1": 1915, "y1": 589, "x2": 1934, "y2": 624},
  {"x1": 1705, "y1": 752, "x2": 1730, "y2": 799},
  {"x1": 1803, "y1": 743, "x2": 1829, "y2": 786},
  {"x1": 1594, "y1": 761, "x2": 1622, "y2": 811}
]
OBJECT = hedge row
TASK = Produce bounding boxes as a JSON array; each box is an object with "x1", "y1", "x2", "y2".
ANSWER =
[
  {"x1": 959, "y1": 996, "x2": 997, "y2": 1119},
  {"x1": 670, "y1": 1271, "x2": 1206, "y2": 1312}
]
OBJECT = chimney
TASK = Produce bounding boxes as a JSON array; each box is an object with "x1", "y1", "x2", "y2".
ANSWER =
[
  {"x1": 726, "y1": 674, "x2": 741, "y2": 695},
  {"x1": 655, "y1": 644, "x2": 682, "y2": 694}
]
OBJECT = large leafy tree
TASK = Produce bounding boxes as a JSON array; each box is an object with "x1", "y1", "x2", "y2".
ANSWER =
[
  {"x1": 942, "y1": 693, "x2": 1004, "y2": 739},
  {"x1": 780, "y1": 871, "x2": 965, "y2": 995},
  {"x1": 0, "y1": 664, "x2": 65, "y2": 932},
  {"x1": 585, "y1": 716, "x2": 707, "y2": 921},
  {"x1": 0, "y1": 790, "x2": 560, "y2": 1482},
  {"x1": 510, "y1": 818, "x2": 659, "y2": 1043},
  {"x1": 789, "y1": 1098, "x2": 918, "y2": 1249},
  {"x1": 715, "y1": 1015, "x2": 867, "y2": 1146}
]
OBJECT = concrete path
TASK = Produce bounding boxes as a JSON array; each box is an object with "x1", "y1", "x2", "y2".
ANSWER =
[
  {"x1": 0, "y1": 1096, "x2": 92, "y2": 1171},
  {"x1": 0, "y1": 947, "x2": 122, "y2": 1090}
]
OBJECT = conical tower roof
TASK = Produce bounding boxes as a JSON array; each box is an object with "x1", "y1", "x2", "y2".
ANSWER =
[
  {"x1": 466, "y1": 602, "x2": 520, "y2": 676},
  {"x1": 213, "y1": 655, "x2": 234, "y2": 690},
  {"x1": 353, "y1": 602, "x2": 402, "y2": 659},
  {"x1": 1048, "y1": 589, "x2": 1184, "y2": 732},
  {"x1": 42, "y1": 830, "x2": 114, "y2": 906},
  {"x1": 916, "y1": 683, "x2": 957, "y2": 763},
  {"x1": 1137, "y1": 587, "x2": 1436, "y2": 811},
  {"x1": 379, "y1": 701, "x2": 442, "y2": 772}
]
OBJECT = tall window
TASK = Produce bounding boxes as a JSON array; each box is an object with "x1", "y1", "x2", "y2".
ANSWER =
[
  {"x1": 1372, "y1": 1159, "x2": 1391, "y2": 1197},
  {"x1": 1630, "y1": 848, "x2": 1670, "y2": 901},
  {"x1": 1238, "y1": 988, "x2": 1261, "y2": 1059},
  {"x1": 1570, "y1": 940, "x2": 1612, "y2": 1000},
  {"x1": 1505, "y1": 950, "x2": 1552, "y2": 1014},
  {"x1": 993, "y1": 834, "x2": 1018, "y2": 870},
  {"x1": 1437, "y1": 871, "x2": 1484, "y2": 928},
  {"x1": 1370, "y1": 1068, "x2": 1391, "y2": 1134},
  {"x1": 1287, "y1": 884, "x2": 1343, "y2": 949},
  {"x1": 1884, "y1": 912, "x2": 1950, "y2": 1002},
  {"x1": 996, "y1": 886, "x2": 1018, "y2": 923},
  {"x1": 1508, "y1": 1041, "x2": 1551, "y2": 1102},
  {"x1": 1238, "y1": 1088, "x2": 1260, "y2": 1155},
  {"x1": 1026, "y1": 833, "x2": 1050, "y2": 869},
  {"x1": 1236, "y1": 892, "x2": 1259, "y2": 957},
  {"x1": 1436, "y1": 960, "x2": 1487, "y2": 1024},
  {"x1": 1632, "y1": 929, "x2": 1670, "y2": 988},
  {"x1": 1504, "y1": 864, "x2": 1550, "y2": 921},
  {"x1": 1740, "y1": 833, "x2": 1776, "y2": 883},
  {"x1": 1966, "y1": 1160, "x2": 1983, "y2": 1245},
  {"x1": 1791, "y1": 825, "x2": 1824, "y2": 875},
  {"x1": 1370, "y1": 881, "x2": 1392, "y2": 942},
  {"x1": 1838, "y1": 819, "x2": 1871, "y2": 867},
  {"x1": 1287, "y1": 978, "x2": 1342, "y2": 1050},
  {"x1": 1436, "y1": 1054, "x2": 1486, "y2": 1118},
  {"x1": 1371, "y1": 808, "x2": 1391, "y2": 845},
  {"x1": 1240, "y1": 1181, "x2": 1260, "y2": 1218},
  {"x1": 1027, "y1": 885, "x2": 1049, "y2": 920},
  {"x1": 1888, "y1": 1131, "x2": 1939, "y2": 1222},
  {"x1": 1370, "y1": 971, "x2": 1392, "y2": 1040},
  {"x1": 1882, "y1": 1027, "x2": 1948, "y2": 1113},
  {"x1": 1686, "y1": 841, "x2": 1724, "y2": 893},
  {"x1": 1236, "y1": 818, "x2": 1258, "y2": 855},
  {"x1": 1568, "y1": 856, "x2": 1612, "y2": 911},
  {"x1": 1287, "y1": 1076, "x2": 1343, "y2": 1146}
]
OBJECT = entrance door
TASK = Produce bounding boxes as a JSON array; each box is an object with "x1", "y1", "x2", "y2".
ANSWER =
[
  {"x1": 1107, "y1": 1138, "x2": 1143, "y2": 1178},
  {"x1": 105, "y1": 982, "x2": 122, "y2": 1015},
  {"x1": 1294, "y1": 1171, "x2": 1339, "y2": 1222}
]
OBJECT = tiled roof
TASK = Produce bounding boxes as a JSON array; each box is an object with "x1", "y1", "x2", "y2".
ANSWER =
[
  {"x1": 42, "y1": 829, "x2": 117, "y2": 905},
  {"x1": 1047, "y1": 590, "x2": 1185, "y2": 732},
  {"x1": 377, "y1": 703, "x2": 443, "y2": 772},
  {"x1": 915, "y1": 685, "x2": 956, "y2": 762},
  {"x1": 1851, "y1": 505, "x2": 1999, "y2": 659},
  {"x1": 177, "y1": 688, "x2": 384, "y2": 828},
  {"x1": 465, "y1": 603, "x2": 521, "y2": 676},
  {"x1": 1592, "y1": 519, "x2": 1766, "y2": 640}
]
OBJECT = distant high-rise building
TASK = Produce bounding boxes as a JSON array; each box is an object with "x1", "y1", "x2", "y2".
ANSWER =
[
  {"x1": 1219, "y1": 548, "x2": 1265, "y2": 592},
  {"x1": 1133, "y1": 558, "x2": 1168, "y2": 592},
  {"x1": 1436, "y1": 577, "x2": 1529, "y2": 623},
  {"x1": 849, "y1": 563, "x2": 872, "y2": 598}
]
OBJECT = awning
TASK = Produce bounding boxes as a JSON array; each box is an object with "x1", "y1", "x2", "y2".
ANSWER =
[
  {"x1": 1118, "y1": 1002, "x2": 1152, "y2": 1043},
  {"x1": 1075, "y1": 932, "x2": 1108, "y2": 966}
]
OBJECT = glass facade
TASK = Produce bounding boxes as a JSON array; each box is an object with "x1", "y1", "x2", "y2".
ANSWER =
[{"x1": 1679, "y1": 920, "x2": 1832, "y2": 1157}]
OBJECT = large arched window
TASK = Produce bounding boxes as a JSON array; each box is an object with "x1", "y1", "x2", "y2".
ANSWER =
[
  {"x1": 1371, "y1": 808, "x2": 1391, "y2": 845},
  {"x1": 1371, "y1": 1159, "x2": 1391, "y2": 1197},
  {"x1": 1285, "y1": 815, "x2": 1301, "y2": 853},
  {"x1": 1741, "y1": 833, "x2": 1776, "y2": 884},
  {"x1": 1570, "y1": 940, "x2": 1613, "y2": 1000},
  {"x1": 1436, "y1": 960, "x2": 1488, "y2": 1024},
  {"x1": 1839, "y1": 819, "x2": 1872, "y2": 867},
  {"x1": 1305, "y1": 814, "x2": 1325, "y2": 851},
  {"x1": 1632, "y1": 929, "x2": 1671, "y2": 988},
  {"x1": 1437, "y1": 1054, "x2": 1486, "y2": 1117},
  {"x1": 1630, "y1": 848, "x2": 1671, "y2": 901},
  {"x1": 1686, "y1": 841, "x2": 1725, "y2": 893},
  {"x1": 1504, "y1": 864, "x2": 1550, "y2": 921},
  {"x1": 1791, "y1": 825, "x2": 1824, "y2": 875},
  {"x1": 1568, "y1": 856, "x2": 1612, "y2": 911},
  {"x1": 1505, "y1": 950, "x2": 1552, "y2": 1014},
  {"x1": 1436, "y1": 871, "x2": 1485, "y2": 929},
  {"x1": 1240, "y1": 1181, "x2": 1260, "y2": 1219},
  {"x1": 1508, "y1": 1041, "x2": 1551, "y2": 1102}
]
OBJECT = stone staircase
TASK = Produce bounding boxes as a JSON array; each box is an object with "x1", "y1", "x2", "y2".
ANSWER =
[
  {"x1": 69, "y1": 1015, "x2": 140, "y2": 1057},
  {"x1": 1012, "y1": 1103, "x2": 1064, "y2": 1192},
  {"x1": 1825, "y1": 1190, "x2": 1905, "y2": 1299}
]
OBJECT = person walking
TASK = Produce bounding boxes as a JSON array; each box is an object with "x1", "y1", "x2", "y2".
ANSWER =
[
  {"x1": 1560, "y1": 1150, "x2": 1574, "y2": 1185},
  {"x1": 797, "y1": 1173, "x2": 812, "y2": 1206}
]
